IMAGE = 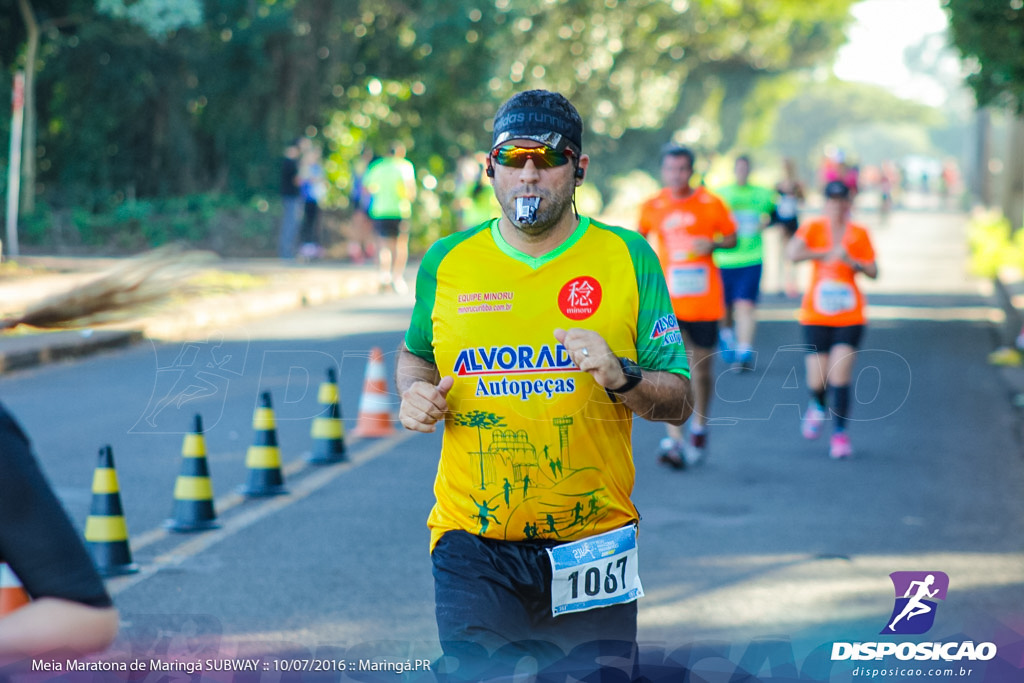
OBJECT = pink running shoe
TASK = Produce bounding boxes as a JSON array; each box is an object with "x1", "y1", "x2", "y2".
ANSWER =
[
  {"x1": 829, "y1": 432, "x2": 853, "y2": 459},
  {"x1": 801, "y1": 404, "x2": 826, "y2": 440}
]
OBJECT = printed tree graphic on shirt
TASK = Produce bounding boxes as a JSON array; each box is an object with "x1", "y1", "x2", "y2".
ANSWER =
[
  {"x1": 451, "y1": 411, "x2": 614, "y2": 541},
  {"x1": 454, "y1": 410, "x2": 506, "y2": 490}
]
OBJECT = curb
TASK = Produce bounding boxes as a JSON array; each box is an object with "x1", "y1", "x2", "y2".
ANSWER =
[
  {"x1": 0, "y1": 330, "x2": 144, "y2": 375},
  {"x1": 129, "y1": 269, "x2": 382, "y2": 340},
  {"x1": 992, "y1": 276, "x2": 1023, "y2": 346},
  {"x1": 989, "y1": 275, "x2": 1024, "y2": 451},
  {"x1": 0, "y1": 266, "x2": 384, "y2": 376}
]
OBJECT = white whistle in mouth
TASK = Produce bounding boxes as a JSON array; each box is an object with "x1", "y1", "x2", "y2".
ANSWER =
[{"x1": 515, "y1": 196, "x2": 541, "y2": 224}]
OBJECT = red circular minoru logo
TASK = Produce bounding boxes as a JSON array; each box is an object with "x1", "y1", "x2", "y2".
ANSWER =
[{"x1": 558, "y1": 276, "x2": 602, "y2": 320}]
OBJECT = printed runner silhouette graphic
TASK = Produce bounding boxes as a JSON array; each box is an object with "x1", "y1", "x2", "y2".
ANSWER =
[
  {"x1": 469, "y1": 495, "x2": 501, "y2": 534},
  {"x1": 888, "y1": 574, "x2": 938, "y2": 631},
  {"x1": 886, "y1": 573, "x2": 944, "y2": 634}
]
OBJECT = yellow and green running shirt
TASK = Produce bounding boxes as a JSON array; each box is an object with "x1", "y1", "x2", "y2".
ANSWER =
[{"x1": 405, "y1": 216, "x2": 690, "y2": 552}]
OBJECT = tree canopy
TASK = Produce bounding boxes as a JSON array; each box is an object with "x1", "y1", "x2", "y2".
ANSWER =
[
  {"x1": 944, "y1": 0, "x2": 1024, "y2": 113},
  {"x1": 771, "y1": 78, "x2": 944, "y2": 170},
  {"x1": 1, "y1": 0, "x2": 860, "y2": 249}
]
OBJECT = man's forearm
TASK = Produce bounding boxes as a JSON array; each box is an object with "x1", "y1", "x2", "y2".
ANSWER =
[
  {"x1": 617, "y1": 370, "x2": 693, "y2": 426},
  {"x1": 395, "y1": 345, "x2": 440, "y2": 394}
]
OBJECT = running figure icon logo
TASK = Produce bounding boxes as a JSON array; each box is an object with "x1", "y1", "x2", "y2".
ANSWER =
[{"x1": 881, "y1": 571, "x2": 949, "y2": 635}]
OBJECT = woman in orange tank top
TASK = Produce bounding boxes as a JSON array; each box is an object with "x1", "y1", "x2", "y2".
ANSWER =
[{"x1": 786, "y1": 181, "x2": 878, "y2": 459}]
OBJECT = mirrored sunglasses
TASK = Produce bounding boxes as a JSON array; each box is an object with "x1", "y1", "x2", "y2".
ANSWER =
[{"x1": 491, "y1": 144, "x2": 573, "y2": 169}]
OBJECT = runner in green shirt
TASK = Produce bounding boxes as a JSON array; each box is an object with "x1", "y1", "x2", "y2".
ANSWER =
[
  {"x1": 362, "y1": 142, "x2": 418, "y2": 293},
  {"x1": 713, "y1": 155, "x2": 776, "y2": 371}
]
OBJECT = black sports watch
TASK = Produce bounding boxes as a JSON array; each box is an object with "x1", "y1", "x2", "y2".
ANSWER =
[{"x1": 608, "y1": 356, "x2": 643, "y2": 395}]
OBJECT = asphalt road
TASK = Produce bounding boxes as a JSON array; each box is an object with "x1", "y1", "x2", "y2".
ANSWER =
[{"x1": 3, "y1": 209, "x2": 1023, "y2": 682}]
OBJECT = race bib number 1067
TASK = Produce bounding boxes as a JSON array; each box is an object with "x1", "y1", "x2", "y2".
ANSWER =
[{"x1": 546, "y1": 525, "x2": 643, "y2": 617}]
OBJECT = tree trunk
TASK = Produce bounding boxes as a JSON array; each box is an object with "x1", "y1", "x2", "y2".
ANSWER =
[
  {"x1": 973, "y1": 108, "x2": 991, "y2": 207},
  {"x1": 16, "y1": 0, "x2": 37, "y2": 215},
  {"x1": 1002, "y1": 113, "x2": 1024, "y2": 231}
]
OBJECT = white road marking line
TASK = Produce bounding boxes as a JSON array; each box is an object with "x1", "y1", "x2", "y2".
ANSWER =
[{"x1": 108, "y1": 431, "x2": 413, "y2": 595}]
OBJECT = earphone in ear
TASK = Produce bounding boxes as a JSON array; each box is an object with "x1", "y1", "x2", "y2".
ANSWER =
[
  {"x1": 485, "y1": 163, "x2": 495, "y2": 178},
  {"x1": 575, "y1": 166, "x2": 585, "y2": 180}
]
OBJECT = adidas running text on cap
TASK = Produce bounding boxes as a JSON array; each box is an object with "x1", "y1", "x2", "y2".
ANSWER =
[{"x1": 491, "y1": 90, "x2": 583, "y2": 155}]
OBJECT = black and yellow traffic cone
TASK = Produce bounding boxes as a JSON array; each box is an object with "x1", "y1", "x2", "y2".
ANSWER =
[
  {"x1": 0, "y1": 561, "x2": 30, "y2": 616},
  {"x1": 166, "y1": 414, "x2": 219, "y2": 532},
  {"x1": 238, "y1": 391, "x2": 288, "y2": 497},
  {"x1": 84, "y1": 445, "x2": 139, "y2": 577},
  {"x1": 308, "y1": 368, "x2": 347, "y2": 464}
]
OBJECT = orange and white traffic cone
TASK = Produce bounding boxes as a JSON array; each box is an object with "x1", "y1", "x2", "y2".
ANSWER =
[
  {"x1": 0, "y1": 562, "x2": 30, "y2": 616},
  {"x1": 353, "y1": 347, "x2": 396, "y2": 437}
]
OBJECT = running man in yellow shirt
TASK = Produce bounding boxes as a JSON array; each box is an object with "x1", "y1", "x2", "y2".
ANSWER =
[{"x1": 397, "y1": 89, "x2": 693, "y2": 680}]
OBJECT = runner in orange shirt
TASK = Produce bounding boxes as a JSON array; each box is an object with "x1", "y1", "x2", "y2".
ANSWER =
[
  {"x1": 639, "y1": 144, "x2": 736, "y2": 467},
  {"x1": 786, "y1": 180, "x2": 878, "y2": 459}
]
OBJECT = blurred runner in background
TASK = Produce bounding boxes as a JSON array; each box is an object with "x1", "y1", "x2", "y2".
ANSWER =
[
  {"x1": 640, "y1": 143, "x2": 736, "y2": 468},
  {"x1": 786, "y1": 180, "x2": 878, "y2": 459},
  {"x1": 772, "y1": 157, "x2": 805, "y2": 298},
  {"x1": 714, "y1": 155, "x2": 776, "y2": 371},
  {"x1": 362, "y1": 142, "x2": 417, "y2": 293}
]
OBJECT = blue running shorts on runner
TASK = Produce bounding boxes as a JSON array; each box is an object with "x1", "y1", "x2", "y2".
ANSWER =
[{"x1": 720, "y1": 263, "x2": 763, "y2": 305}]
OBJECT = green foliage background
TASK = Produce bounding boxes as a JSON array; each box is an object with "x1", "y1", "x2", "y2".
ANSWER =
[
  {"x1": 3, "y1": 0, "x2": 961, "y2": 255},
  {"x1": 944, "y1": 0, "x2": 1024, "y2": 113}
]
